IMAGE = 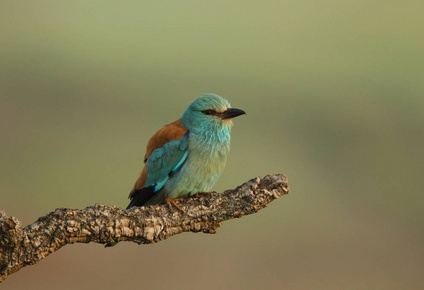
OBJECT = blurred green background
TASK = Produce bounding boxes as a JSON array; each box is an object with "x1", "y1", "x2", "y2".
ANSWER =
[{"x1": 1, "y1": 1, "x2": 423, "y2": 289}]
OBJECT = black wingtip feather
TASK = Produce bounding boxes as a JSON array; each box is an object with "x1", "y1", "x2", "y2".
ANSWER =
[{"x1": 126, "y1": 185, "x2": 156, "y2": 209}]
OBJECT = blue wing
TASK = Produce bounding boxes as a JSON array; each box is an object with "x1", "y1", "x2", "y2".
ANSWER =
[
  {"x1": 145, "y1": 131, "x2": 189, "y2": 192},
  {"x1": 127, "y1": 131, "x2": 189, "y2": 208}
]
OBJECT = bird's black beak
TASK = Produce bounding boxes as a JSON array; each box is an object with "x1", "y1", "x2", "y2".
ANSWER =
[{"x1": 220, "y1": 108, "x2": 246, "y2": 119}]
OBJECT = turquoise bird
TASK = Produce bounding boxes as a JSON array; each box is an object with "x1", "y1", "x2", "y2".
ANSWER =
[{"x1": 127, "y1": 94, "x2": 245, "y2": 210}]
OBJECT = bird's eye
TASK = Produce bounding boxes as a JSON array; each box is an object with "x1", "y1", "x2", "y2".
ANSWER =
[{"x1": 202, "y1": 110, "x2": 216, "y2": 115}]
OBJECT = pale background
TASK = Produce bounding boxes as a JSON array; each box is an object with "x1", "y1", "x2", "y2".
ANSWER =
[{"x1": 1, "y1": 1, "x2": 423, "y2": 289}]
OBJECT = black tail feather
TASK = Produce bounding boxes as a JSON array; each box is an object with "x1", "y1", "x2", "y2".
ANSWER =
[{"x1": 126, "y1": 186, "x2": 156, "y2": 209}]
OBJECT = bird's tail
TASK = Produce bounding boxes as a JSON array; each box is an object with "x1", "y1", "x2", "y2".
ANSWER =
[{"x1": 126, "y1": 186, "x2": 156, "y2": 209}]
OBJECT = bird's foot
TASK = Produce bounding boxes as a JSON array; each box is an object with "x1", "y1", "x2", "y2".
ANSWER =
[
  {"x1": 195, "y1": 191, "x2": 216, "y2": 197},
  {"x1": 166, "y1": 197, "x2": 184, "y2": 212}
]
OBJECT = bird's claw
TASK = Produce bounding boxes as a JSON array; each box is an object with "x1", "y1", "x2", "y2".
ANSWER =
[
  {"x1": 166, "y1": 197, "x2": 184, "y2": 212},
  {"x1": 195, "y1": 191, "x2": 215, "y2": 197}
]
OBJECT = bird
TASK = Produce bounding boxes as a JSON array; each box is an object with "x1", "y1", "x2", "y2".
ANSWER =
[{"x1": 126, "y1": 93, "x2": 245, "y2": 210}]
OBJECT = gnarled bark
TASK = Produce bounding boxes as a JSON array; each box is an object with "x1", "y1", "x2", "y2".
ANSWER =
[{"x1": 0, "y1": 174, "x2": 289, "y2": 282}]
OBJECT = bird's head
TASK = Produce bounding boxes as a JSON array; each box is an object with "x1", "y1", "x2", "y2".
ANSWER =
[{"x1": 181, "y1": 94, "x2": 246, "y2": 134}]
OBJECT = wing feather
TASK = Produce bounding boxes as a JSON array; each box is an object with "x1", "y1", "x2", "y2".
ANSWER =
[
  {"x1": 127, "y1": 120, "x2": 189, "y2": 207},
  {"x1": 130, "y1": 119, "x2": 187, "y2": 197},
  {"x1": 145, "y1": 131, "x2": 189, "y2": 193}
]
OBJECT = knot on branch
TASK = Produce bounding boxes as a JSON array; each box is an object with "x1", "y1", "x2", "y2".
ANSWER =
[{"x1": 0, "y1": 213, "x2": 23, "y2": 249}]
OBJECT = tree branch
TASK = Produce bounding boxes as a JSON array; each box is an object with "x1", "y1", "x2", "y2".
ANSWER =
[{"x1": 0, "y1": 174, "x2": 289, "y2": 282}]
